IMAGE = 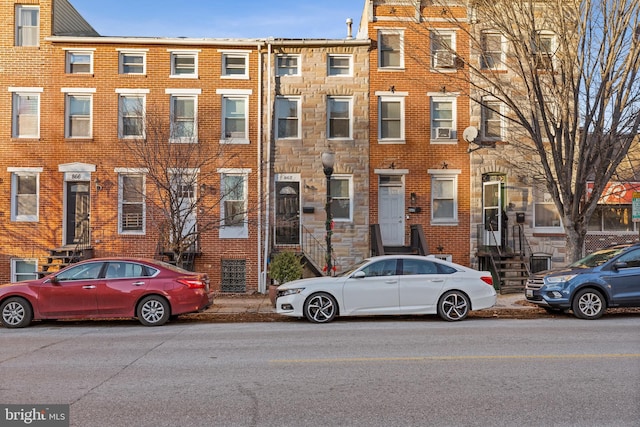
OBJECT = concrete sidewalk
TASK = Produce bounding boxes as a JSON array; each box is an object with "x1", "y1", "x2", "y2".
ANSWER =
[{"x1": 204, "y1": 292, "x2": 534, "y2": 315}]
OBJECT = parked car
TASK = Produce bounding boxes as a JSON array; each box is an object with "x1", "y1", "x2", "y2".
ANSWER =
[
  {"x1": 0, "y1": 258, "x2": 212, "y2": 328},
  {"x1": 275, "y1": 255, "x2": 496, "y2": 323},
  {"x1": 525, "y1": 243, "x2": 640, "y2": 319}
]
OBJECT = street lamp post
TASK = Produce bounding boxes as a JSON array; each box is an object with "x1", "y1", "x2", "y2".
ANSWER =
[{"x1": 321, "y1": 151, "x2": 335, "y2": 276}]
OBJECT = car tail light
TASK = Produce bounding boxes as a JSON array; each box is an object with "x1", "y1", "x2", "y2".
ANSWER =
[
  {"x1": 177, "y1": 278, "x2": 206, "y2": 289},
  {"x1": 480, "y1": 276, "x2": 493, "y2": 286}
]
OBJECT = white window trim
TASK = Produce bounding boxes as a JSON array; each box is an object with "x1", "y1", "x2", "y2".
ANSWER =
[
  {"x1": 429, "y1": 94, "x2": 458, "y2": 144},
  {"x1": 11, "y1": 258, "x2": 38, "y2": 283},
  {"x1": 330, "y1": 174, "x2": 354, "y2": 222},
  {"x1": 376, "y1": 91, "x2": 407, "y2": 144},
  {"x1": 118, "y1": 173, "x2": 146, "y2": 235},
  {"x1": 378, "y1": 29, "x2": 405, "y2": 69},
  {"x1": 219, "y1": 50, "x2": 250, "y2": 79},
  {"x1": 62, "y1": 89, "x2": 95, "y2": 139},
  {"x1": 430, "y1": 30, "x2": 457, "y2": 71},
  {"x1": 428, "y1": 169, "x2": 460, "y2": 225},
  {"x1": 168, "y1": 95, "x2": 198, "y2": 143},
  {"x1": 218, "y1": 168, "x2": 251, "y2": 239},
  {"x1": 63, "y1": 48, "x2": 95, "y2": 74},
  {"x1": 9, "y1": 87, "x2": 43, "y2": 139},
  {"x1": 275, "y1": 96, "x2": 301, "y2": 140},
  {"x1": 8, "y1": 167, "x2": 42, "y2": 222},
  {"x1": 276, "y1": 54, "x2": 301, "y2": 76},
  {"x1": 327, "y1": 96, "x2": 353, "y2": 140},
  {"x1": 327, "y1": 54, "x2": 353, "y2": 77},
  {"x1": 117, "y1": 49, "x2": 148, "y2": 75},
  {"x1": 117, "y1": 91, "x2": 147, "y2": 139},
  {"x1": 481, "y1": 98, "x2": 504, "y2": 141},
  {"x1": 480, "y1": 31, "x2": 506, "y2": 70},
  {"x1": 217, "y1": 89, "x2": 252, "y2": 144},
  {"x1": 15, "y1": 5, "x2": 39, "y2": 47},
  {"x1": 533, "y1": 31, "x2": 557, "y2": 70},
  {"x1": 533, "y1": 187, "x2": 564, "y2": 233},
  {"x1": 168, "y1": 49, "x2": 199, "y2": 78}
]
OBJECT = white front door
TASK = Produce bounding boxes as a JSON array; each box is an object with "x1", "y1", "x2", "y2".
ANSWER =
[
  {"x1": 483, "y1": 180, "x2": 502, "y2": 246},
  {"x1": 378, "y1": 175, "x2": 405, "y2": 246}
]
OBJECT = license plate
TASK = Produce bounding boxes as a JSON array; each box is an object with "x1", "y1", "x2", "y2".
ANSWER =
[{"x1": 526, "y1": 289, "x2": 533, "y2": 297}]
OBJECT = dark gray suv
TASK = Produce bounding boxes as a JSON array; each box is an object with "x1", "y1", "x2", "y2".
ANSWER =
[{"x1": 525, "y1": 243, "x2": 640, "y2": 319}]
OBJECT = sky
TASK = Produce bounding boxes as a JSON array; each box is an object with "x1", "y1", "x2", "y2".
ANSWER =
[{"x1": 69, "y1": 0, "x2": 364, "y2": 39}]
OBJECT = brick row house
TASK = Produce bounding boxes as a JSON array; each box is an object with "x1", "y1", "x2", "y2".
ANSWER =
[{"x1": 1, "y1": 0, "x2": 263, "y2": 291}]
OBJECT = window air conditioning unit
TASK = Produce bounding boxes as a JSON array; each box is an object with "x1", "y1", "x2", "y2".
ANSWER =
[
  {"x1": 434, "y1": 51, "x2": 455, "y2": 68},
  {"x1": 436, "y1": 127, "x2": 452, "y2": 139}
]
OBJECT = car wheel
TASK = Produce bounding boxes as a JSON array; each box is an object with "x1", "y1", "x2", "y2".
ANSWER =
[
  {"x1": 304, "y1": 293, "x2": 337, "y2": 323},
  {"x1": 1, "y1": 297, "x2": 33, "y2": 328},
  {"x1": 572, "y1": 288, "x2": 605, "y2": 319},
  {"x1": 438, "y1": 290, "x2": 470, "y2": 321},
  {"x1": 137, "y1": 295, "x2": 170, "y2": 326}
]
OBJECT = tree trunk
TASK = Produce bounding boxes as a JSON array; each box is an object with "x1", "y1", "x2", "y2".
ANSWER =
[{"x1": 564, "y1": 222, "x2": 586, "y2": 264}]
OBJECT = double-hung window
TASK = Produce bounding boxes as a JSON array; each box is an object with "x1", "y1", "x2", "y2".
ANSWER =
[
  {"x1": 533, "y1": 186, "x2": 563, "y2": 232},
  {"x1": 219, "y1": 168, "x2": 251, "y2": 239},
  {"x1": 330, "y1": 175, "x2": 353, "y2": 222},
  {"x1": 378, "y1": 30, "x2": 403, "y2": 69},
  {"x1": 377, "y1": 92, "x2": 406, "y2": 143},
  {"x1": 430, "y1": 95, "x2": 457, "y2": 143},
  {"x1": 66, "y1": 50, "x2": 93, "y2": 74},
  {"x1": 276, "y1": 55, "x2": 300, "y2": 76},
  {"x1": 11, "y1": 88, "x2": 41, "y2": 138},
  {"x1": 328, "y1": 54, "x2": 352, "y2": 76},
  {"x1": 170, "y1": 50, "x2": 198, "y2": 77},
  {"x1": 118, "y1": 171, "x2": 146, "y2": 234},
  {"x1": 275, "y1": 96, "x2": 300, "y2": 139},
  {"x1": 9, "y1": 167, "x2": 42, "y2": 222},
  {"x1": 221, "y1": 51, "x2": 249, "y2": 79},
  {"x1": 170, "y1": 95, "x2": 197, "y2": 142},
  {"x1": 481, "y1": 99, "x2": 503, "y2": 141},
  {"x1": 431, "y1": 31, "x2": 456, "y2": 69},
  {"x1": 429, "y1": 169, "x2": 460, "y2": 225},
  {"x1": 481, "y1": 31, "x2": 504, "y2": 69},
  {"x1": 117, "y1": 90, "x2": 147, "y2": 139},
  {"x1": 15, "y1": 5, "x2": 39, "y2": 46},
  {"x1": 63, "y1": 89, "x2": 95, "y2": 138},
  {"x1": 118, "y1": 49, "x2": 146, "y2": 74},
  {"x1": 217, "y1": 89, "x2": 251, "y2": 144},
  {"x1": 533, "y1": 31, "x2": 556, "y2": 70},
  {"x1": 12, "y1": 259, "x2": 38, "y2": 282},
  {"x1": 327, "y1": 97, "x2": 352, "y2": 139}
]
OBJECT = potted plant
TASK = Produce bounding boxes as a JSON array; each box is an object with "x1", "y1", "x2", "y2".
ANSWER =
[{"x1": 268, "y1": 251, "x2": 304, "y2": 306}]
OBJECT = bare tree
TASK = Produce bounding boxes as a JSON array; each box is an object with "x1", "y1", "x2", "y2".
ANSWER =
[
  {"x1": 121, "y1": 103, "x2": 255, "y2": 269},
  {"x1": 420, "y1": 0, "x2": 640, "y2": 261}
]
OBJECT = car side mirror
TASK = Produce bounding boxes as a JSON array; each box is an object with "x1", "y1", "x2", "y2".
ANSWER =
[
  {"x1": 612, "y1": 261, "x2": 628, "y2": 270},
  {"x1": 352, "y1": 271, "x2": 366, "y2": 279},
  {"x1": 49, "y1": 276, "x2": 61, "y2": 286}
]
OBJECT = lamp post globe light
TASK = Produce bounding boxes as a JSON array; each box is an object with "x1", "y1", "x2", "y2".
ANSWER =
[{"x1": 321, "y1": 151, "x2": 335, "y2": 276}]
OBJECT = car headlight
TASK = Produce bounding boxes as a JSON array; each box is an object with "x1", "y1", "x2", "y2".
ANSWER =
[
  {"x1": 279, "y1": 288, "x2": 304, "y2": 297},
  {"x1": 545, "y1": 274, "x2": 577, "y2": 284}
]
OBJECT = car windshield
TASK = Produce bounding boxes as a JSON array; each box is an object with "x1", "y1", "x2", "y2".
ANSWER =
[{"x1": 569, "y1": 247, "x2": 627, "y2": 268}]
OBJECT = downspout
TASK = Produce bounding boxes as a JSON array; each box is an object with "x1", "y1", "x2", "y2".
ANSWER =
[
  {"x1": 261, "y1": 40, "x2": 273, "y2": 294},
  {"x1": 257, "y1": 41, "x2": 265, "y2": 293}
]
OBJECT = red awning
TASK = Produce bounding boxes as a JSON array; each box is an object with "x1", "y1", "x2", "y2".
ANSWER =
[{"x1": 587, "y1": 182, "x2": 640, "y2": 204}]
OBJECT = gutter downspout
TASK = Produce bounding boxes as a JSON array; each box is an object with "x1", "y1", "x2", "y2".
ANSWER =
[
  {"x1": 260, "y1": 41, "x2": 273, "y2": 294},
  {"x1": 257, "y1": 41, "x2": 265, "y2": 293}
]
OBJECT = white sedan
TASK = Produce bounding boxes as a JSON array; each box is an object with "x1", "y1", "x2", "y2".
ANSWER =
[{"x1": 275, "y1": 255, "x2": 496, "y2": 323}]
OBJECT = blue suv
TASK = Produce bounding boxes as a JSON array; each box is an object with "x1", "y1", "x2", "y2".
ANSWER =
[{"x1": 525, "y1": 243, "x2": 640, "y2": 319}]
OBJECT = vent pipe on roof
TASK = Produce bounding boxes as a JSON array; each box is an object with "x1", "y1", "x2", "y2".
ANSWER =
[{"x1": 346, "y1": 18, "x2": 353, "y2": 39}]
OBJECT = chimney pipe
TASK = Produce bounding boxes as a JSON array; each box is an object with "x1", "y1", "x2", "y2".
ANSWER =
[{"x1": 346, "y1": 18, "x2": 353, "y2": 39}]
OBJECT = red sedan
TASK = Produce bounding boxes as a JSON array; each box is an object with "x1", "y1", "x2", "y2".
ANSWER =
[{"x1": 0, "y1": 258, "x2": 213, "y2": 328}]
